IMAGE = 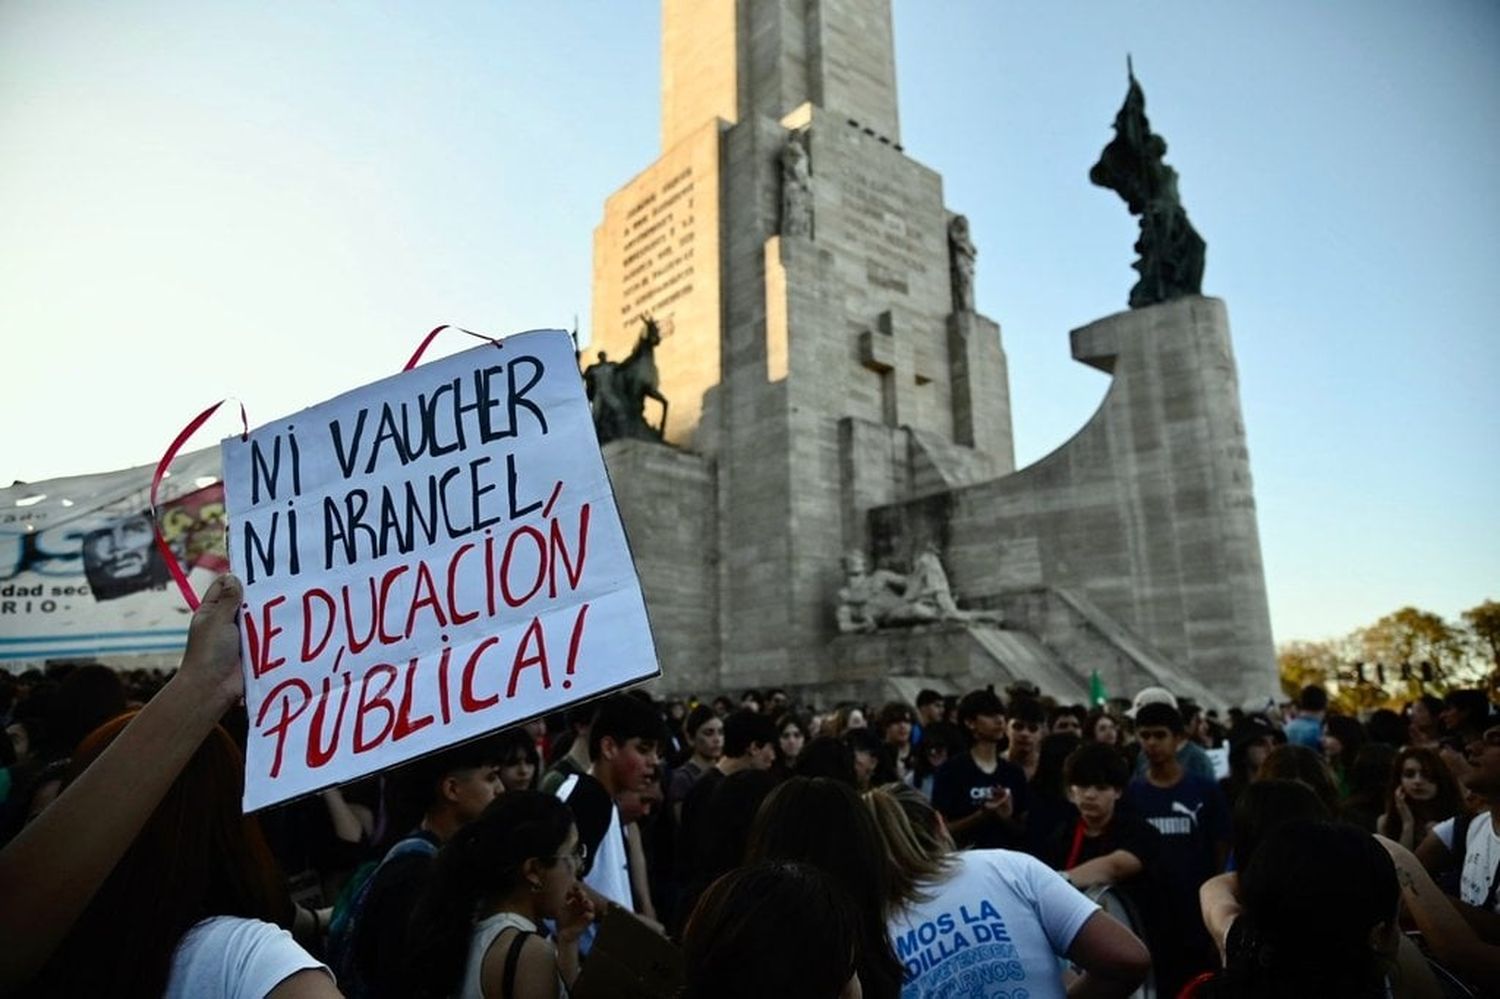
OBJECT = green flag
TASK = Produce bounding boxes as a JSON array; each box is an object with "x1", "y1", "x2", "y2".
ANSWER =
[{"x1": 1089, "y1": 669, "x2": 1108, "y2": 708}]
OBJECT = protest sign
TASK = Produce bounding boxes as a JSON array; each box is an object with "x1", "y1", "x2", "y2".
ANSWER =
[
  {"x1": 222, "y1": 330, "x2": 659, "y2": 811},
  {"x1": 0, "y1": 450, "x2": 224, "y2": 664}
]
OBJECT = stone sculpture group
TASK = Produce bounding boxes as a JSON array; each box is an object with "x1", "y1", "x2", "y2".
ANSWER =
[{"x1": 835, "y1": 546, "x2": 1002, "y2": 633}]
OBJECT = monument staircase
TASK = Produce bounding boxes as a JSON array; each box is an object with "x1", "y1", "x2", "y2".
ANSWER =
[
  {"x1": 995, "y1": 587, "x2": 1223, "y2": 708},
  {"x1": 829, "y1": 583, "x2": 1224, "y2": 709}
]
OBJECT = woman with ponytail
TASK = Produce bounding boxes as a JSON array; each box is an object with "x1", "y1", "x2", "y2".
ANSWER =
[{"x1": 408, "y1": 791, "x2": 593, "y2": 999}]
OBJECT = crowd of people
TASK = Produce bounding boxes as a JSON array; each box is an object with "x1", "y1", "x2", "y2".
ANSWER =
[{"x1": 1, "y1": 574, "x2": 1498, "y2": 997}]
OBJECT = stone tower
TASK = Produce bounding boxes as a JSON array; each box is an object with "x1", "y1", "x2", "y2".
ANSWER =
[
  {"x1": 592, "y1": 0, "x2": 1015, "y2": 694},
  {"x1": 591, "y1": 0, "x2": 1277, "y2": 707}
]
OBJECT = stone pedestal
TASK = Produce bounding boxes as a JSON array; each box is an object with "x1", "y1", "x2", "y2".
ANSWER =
[
  {"x1": 873, "y1": 296, "x2": 1277, "y2": 707},
  {"x1": 601, "y1": 440, "x2": 718, "y2": 693}
]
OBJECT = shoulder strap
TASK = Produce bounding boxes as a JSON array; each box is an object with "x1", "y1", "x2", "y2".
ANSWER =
[
  {"x1": 501, "y1": 929, "x2": 535, "y2": 999},
  {"x1": 1453, "y1": 810, "x2": 1475, "y2": 857},
  {"x1": 384, "y1": 833, "x2": 439, "y2": 863},
  {"x1": 1478, "y1": 815, "x2": 1500, "y2": 911},
  {"x1": 1434, "y1": 811, "x2": 1475, "y2": 898}
]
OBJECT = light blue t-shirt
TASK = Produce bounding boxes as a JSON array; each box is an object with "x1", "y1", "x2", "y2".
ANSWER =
[
  {"x1": 1284, "y1": 715, "x2": 1323, "y2": 749},
  {"x1": 887, "y1": 849, "x2": 1098, "y2": 999}
]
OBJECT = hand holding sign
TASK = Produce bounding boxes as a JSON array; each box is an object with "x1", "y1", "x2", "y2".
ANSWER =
[
  {"x1": 222, "y1": 330, "x2": 659, "y2": 810},
  {"x1": 178, "y1": 573, "x2": 246, "y2": 712}
]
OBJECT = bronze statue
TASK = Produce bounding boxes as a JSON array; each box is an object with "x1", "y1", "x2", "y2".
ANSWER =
[
  {"x1": 582, "y1": 317, "x2": 668, "y2": 443},
  {"x1": 1089, "y1": 59, "x2": 1205, "y2": 308}
]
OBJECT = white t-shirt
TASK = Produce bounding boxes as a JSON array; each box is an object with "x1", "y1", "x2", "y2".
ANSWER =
[
  {"x1": 1434, "y1": 810, "x2": 1500, "y2": 913},
  {"x1": 887, "y1": 850, "x2": 1098, "y2": 999},
  {"x1": 556, "y1": 773, "x2": 631, "y2": 907},
  {"x1": 556, "y1": 771, "x2": 631, "y2": 956},
  {"x1": 165, "y1": 915, "x2": 330, "y2": 999}
]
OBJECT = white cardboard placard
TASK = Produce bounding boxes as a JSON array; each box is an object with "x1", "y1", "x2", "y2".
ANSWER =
[{"x1": 222, "y1": 330, "x2": 658, "y2": 810}]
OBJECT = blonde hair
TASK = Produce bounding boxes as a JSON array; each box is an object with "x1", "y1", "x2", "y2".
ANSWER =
[{"x1": 864, "y1": 783, "x2": 956, "y2": 913}]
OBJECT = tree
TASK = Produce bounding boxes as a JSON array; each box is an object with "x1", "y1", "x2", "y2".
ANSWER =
[
  {"x1": 1277, "y1": 639, "x2": 1342, "y2": 701},
  {"x1": 1357, "y1": 606, "x2": 1468, "y2": 686},
  {"x1": 1463, "y1": 599, "x2": 1500, "y2": 668}
]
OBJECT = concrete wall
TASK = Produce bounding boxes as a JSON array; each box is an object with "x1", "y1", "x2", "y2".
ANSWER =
[
  {"x1": 872, "y1": 296, "x2": 1278, "y2": 706},
  {"x1": 602, "y1": 440, "x2": 719, "y2": 694}
]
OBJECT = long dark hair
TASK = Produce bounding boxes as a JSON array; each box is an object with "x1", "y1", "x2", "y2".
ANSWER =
[
  {"x1": 1380, "y1": 746, "x2": 1462, "y2": 844},
  {"x1": 746, "y1": 777, "x2": 904, "y2": 999},
  {"x1": 1230, "y1": 779, "x2": 1329, "y2": 874},
  {"x1": 1222, "y1": 820, "x2": 1397, "y2": 997},
  {"x1": 406, "y1": 791, "x2": 573, "y2": 999},
  {"x1": 682, "y1": 862, "x2": 859, "y2": 999},
  {"x1": 676, "y1": 768, "x2": 781, "y2": 932},
  {"x1": 1322, "y1": 714, "x2": 1366, "y2": 781},
  {"x1": 28, "y1": 712, "x2": 290, "y2": 998}
]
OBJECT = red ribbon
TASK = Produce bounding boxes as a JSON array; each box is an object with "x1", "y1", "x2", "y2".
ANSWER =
[
  {"x1": 150, "y1": 400, "x2": 247, "y2": 611},
  {"x1": 402, "y1": 324, "x2": 502, "y2": 371},
  {"x1": 155, "y1": 324, "x2": 501, "y2": 611}
]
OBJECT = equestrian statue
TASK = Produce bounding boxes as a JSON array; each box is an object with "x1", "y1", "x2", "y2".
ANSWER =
[{"x1": 582, "y1": 316, "x2": 669, "y2": 443}]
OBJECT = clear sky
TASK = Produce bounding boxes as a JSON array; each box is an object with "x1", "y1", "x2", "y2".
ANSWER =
[{"x1": 1, "y1": 1, "x2": 1495, "y2": 645}]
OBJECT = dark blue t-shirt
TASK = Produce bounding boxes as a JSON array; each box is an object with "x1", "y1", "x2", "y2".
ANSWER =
[
  {"x1": 1124, "y1": 772, "x2": 1228, "y2": 891},
  {"x1": 1124, "y1": 771, "x2": 1229, "y2": 989},
  {"x1": 930, "y1": 751, "x2": 1029, "y2": 849}
]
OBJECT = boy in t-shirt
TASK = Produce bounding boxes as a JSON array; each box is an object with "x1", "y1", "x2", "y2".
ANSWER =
[
  {"x1": 1052, "y1": 742, "x2": 1161, "y2": 891},
  {"x1": 1123, "y1": 702, "x2": 1229, "y2": 996},
  {"x1": 931, "y1": 688, "x2": 1028, "y2": 849},
  {"x1": 554, "y1": 693, "x2": 663, "y2": 946}
]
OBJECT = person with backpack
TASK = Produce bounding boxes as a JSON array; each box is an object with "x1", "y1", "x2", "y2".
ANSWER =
[
  {"x1": 407, "y1": 792, "x2": 594, "y2": 999},
  {"x1": 332, "y1": 740, "x2": 504, "y2": 998}
]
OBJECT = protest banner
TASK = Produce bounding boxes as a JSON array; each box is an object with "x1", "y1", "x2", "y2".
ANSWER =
[
  {"x1": 0, "y1": 450, "x2": 225, "y2": 664},
  {"x1": 222, "y1": 329, "x2": 659, "y2": 811}
]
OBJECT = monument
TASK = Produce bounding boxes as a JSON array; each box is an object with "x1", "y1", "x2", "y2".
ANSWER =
[{"x1": 590, "y1": 1, "x2": 1277, "y2": 708}]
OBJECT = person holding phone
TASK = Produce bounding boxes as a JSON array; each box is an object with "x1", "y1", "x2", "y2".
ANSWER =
[{"x1": 930, "y1": 689, "x2": 1028, "y2": 849}]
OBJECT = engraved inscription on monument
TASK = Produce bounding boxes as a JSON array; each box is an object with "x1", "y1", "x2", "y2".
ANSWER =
[
  {"x1": 592, "y1": 121, "x2": 722, "y2": 445},
  {"x1": 618, "y1": 166, "x2": 697, "y2": 323}
]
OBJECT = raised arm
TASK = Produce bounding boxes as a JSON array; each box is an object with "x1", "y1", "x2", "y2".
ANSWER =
[
  {"x1": 0, "y1": 575, "x2": 245, "y2": 991},
  {"x1": 1376, "y1": 834, "x2": 1500, "y2": 994},
  {"x1": 320, "y1": 786, "x2": 374, "y2": 845}
]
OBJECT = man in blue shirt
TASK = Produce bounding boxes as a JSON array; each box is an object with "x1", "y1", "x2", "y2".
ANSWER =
[{"x1": 1283, "y1": 684, "x2": 1327, "y2": 749}]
